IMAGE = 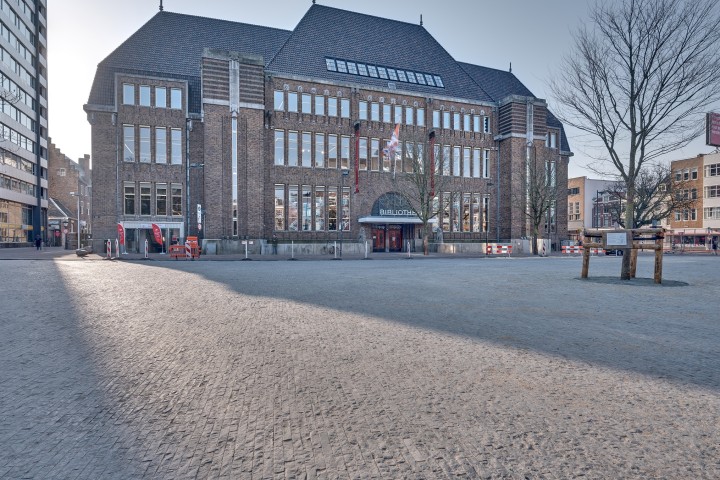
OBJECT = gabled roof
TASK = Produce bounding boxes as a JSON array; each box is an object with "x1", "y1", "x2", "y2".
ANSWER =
[
  {"x1": 265, "y1": 5, "x2": 492, "y2": 103},
  {"x1": 48, "y1": 198, "x2": 73, "y2": 219},
  {"x1": 87, "y1": 12, "x2": 291, "y2": 112},
  {"x1": 458, "y1": 62, "x2": 534, "y2": 101},
  {"x1": 460, "y1": 62, "x2": 571, "y2": 154}
]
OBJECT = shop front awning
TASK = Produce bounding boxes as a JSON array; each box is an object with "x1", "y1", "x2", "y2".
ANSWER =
[{"x1": 358, "y1": 216, "x2": 436, "y2": 225}]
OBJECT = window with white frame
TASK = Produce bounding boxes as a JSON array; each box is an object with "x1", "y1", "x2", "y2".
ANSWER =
[
  {"x1": 274, "y1": 130, "x2": 285, "y2": 165},
  {"x1": 155, "y1": 127, "x2": 166, "y2": 163},
  {"x1": 288, "y1": 131, "x2": 298, "y2": 166},
  {"x1": 139, "y1": 85, "x2": 151, "y2": 106},
  {"x1": 315, "y1": 95, "x2": 324, "y2": 116},
  {"x1": 483, "y1": 149, "x2": 490, "y2": 178},
  {"x1": 359, "y1": 101, "x2": 368, "y2": 121},
  {"x1": 433, "y1": 110, "x2": 440, "y2": 128},
  {"x1": 274, "y1": 90, "x2": 284, "y2": 111},
  {"x1": 170, "y1": 88, "x2": 182, "y2": 109},
  {"x1": 123, "y1": 125, "x2": 135, "y2": 162},
  {"x1": 288, "y1": 92, "x2": 298, "y2": 113},
  {"x1": 155, "y1": 87, "x2": 166, "y2": 108},
  {"x1": 340, "y1": 98, "x2": 350, "y2": 118},
  {"x1": 301, "y1": 93, "x2": 311, "y2": 114},
  {"x1": 122, "y1": 83, "x2": 134, "y2": 105},
  {"x1": 124, "y1": 182, "x2": 135, "y2": 215},
  {"x1": 170, "y1": 128, "x2": 182, "y2": 164},
  {"x1": 371, "y1": 102, "x2": 380, "y2": 122},
  {"x1": 139, "y1": 126, "x2": 150, "y2": 163}
]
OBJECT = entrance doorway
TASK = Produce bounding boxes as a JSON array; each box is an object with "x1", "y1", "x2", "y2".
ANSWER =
[
  {"x1": 372, "y1": 227, "x2": 385, "y2": 252},
  {"x1": 388, "y1": 225, "x2": 402, "y2": 252}
]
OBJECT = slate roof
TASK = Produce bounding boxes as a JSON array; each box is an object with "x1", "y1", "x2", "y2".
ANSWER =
[
  {"x1": 457, "y1": 62, "x2": 534, "y2": 101},
  {"x1": 86, "y1": 5, "x2": 570, "y2": 154},
  {"x1": 460, "y1": 62, "x2": 570, "y2": 153},
  {"x1": 48, "y1": 198, "x2": 73, "y2": 219},
  {"x1": 266, "y1": 5, "x2": 492, "y2": 103},
  {"x1": 87, "y1": 12, "x2": 291, "y2": 112}
]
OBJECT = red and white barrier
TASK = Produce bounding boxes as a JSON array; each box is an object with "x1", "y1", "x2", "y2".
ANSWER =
[
  {"x1": 562, "y1": 245, "x2": 583, "y2": 255},
  {"x1": 486, "y1": 245, "x2": 513, "y2": 257}
]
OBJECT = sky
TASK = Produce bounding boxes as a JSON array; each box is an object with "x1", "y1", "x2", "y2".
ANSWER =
[{"x1": 47, "y1": 0, "x2": 717, "y2": 178}]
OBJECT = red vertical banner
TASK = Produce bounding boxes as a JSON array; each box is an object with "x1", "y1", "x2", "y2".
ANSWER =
[
  {"x1": 152, "y1": 223, "x2": 163, "y2": 245},
  {"x1": 117, "y1": 223, "x2": 125, "y2": 245},
  {"x1": 354, "y1": 121, "x2": 360, "y2": 193},
  {"x1": 429, "y1": 131, "x2": 436, "y2": 197}
]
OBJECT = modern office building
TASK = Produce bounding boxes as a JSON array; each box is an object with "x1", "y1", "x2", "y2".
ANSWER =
[
  {"x1": 0, "y1": 0, "x2": 48, "y2": 247},
  {"x1": 85, "y1": 4, "x2": 572, "y2": 254}
]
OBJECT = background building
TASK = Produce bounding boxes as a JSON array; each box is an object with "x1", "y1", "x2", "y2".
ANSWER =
[
  {"x1": 47, "y1": 140, "x2": 91, "y2": 248},
  {"x1": 0, "y1": 0, "x2": 48, "y2": 247},
  {"x1": 567, "y1": 176, "x2": 620, "y2": 241},
  {"x1": 85, "y1": 5, "x2": 572, "y2": 254},
  {"x1": 664, "y1": 152, "x2": 719, "y2": 251}
]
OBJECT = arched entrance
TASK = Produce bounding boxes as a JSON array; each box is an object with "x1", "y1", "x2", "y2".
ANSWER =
[{"x1": 359, "y1": 193, "x2": 424, "y2": 253}]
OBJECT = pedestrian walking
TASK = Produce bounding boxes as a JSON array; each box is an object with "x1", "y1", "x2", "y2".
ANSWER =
[
  {"x1": 271, "y1": 234, "x2": 278, "y2": 255},
  {"x1": 712, "y1": 237, "x2": 718, "y2": 256},
  {"x1": 35, "y1": 235, "x2": 42, "y2": 251}
]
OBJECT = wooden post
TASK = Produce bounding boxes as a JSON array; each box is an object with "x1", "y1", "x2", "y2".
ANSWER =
[
  {"x1": 654, "y1": 237, "x2": 663, "y2": 284},
  {"x1": 630, "y1": 248, "x2": 638, "y2": 278},
  {"x1": 581, "y1": 243, "x2": 590, "y2": 278}
]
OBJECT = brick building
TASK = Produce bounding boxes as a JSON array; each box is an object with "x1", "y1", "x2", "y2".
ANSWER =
[
  {"x1": 0, "y1": 0, "x2": 48, "y2": 247},
  {"x1": 664, "y1": 153, "x2": 720, "y2": 251},
  {"x1": 47, "y1": 140, "x2": 91, "y2": 248},
  {"x1": 85, "y1": 5, "x2": 572, "y2": 254}
]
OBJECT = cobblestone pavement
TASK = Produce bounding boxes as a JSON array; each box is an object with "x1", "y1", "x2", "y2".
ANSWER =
[{"x1": 1, "y1": 254, "x2": 718, "y2": 478}]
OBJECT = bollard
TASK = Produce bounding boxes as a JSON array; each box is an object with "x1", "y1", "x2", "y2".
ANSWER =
[
  {"x1": 107, "y1": 239, "x2": 111, "y2": 259},
  {"x1": 115, "y1": 239, "x2": 119, "y2": 258},
  {"x1": 334, "y1": 241, "x2": 337, "y2": 259},
  {"x1": 364, "y1": 240, "x2": 368, "y2": 259},
  {"x1": 245, "y1": 241, "x2": 249, "y2": 260},
  {"x1": 144, "y1": 239, "x2": 148, "y2": 259},
  {"x1": 407, "y1": 240, "x2": 411, "y2": 258}
]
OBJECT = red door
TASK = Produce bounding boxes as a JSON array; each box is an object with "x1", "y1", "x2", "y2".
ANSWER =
[
  {"x1": 388, "y1": 226, "x2": 403, "y2": 252},
  {"x1": 372, "y1": 227, "x2": 385, "y2": 252}
]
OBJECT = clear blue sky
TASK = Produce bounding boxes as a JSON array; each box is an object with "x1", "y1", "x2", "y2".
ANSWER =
[{"x1": 46, "y1": 0, "x2": 715, "y2": 178}]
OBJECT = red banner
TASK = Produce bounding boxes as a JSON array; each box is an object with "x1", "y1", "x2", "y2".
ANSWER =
[
  {"x1": 117, "y1": 223, "x2": 125, "y2": 245},
  {"x1": 707, "y1": 112, "x2": 720, "y2": 147},
  {"x1": 152, "y1": 224, "x2": 163, "y2": 245}
]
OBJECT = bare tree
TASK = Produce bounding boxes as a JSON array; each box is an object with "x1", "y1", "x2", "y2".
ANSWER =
[
  {"x1": 603, "y1": 165, "x2": 698, "y2": 228},
  {"x1": 392, "y1": 131, "x2": 450, "y2": 255},
  {"x1": 514, "y1": 147, "x2": 558, "y2": 255},
  {"x1": 551, "y1": 0, "x2": 720, "y2": 278}
]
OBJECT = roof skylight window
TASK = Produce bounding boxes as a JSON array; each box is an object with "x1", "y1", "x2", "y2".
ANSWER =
[{"x1": 324, "y1": 57, "x2": 444, "y2": 88}]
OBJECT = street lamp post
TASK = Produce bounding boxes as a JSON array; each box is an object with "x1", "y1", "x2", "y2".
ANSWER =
[
  {"x1": 69, "y1": 191, "x2": 81, "y2": 249},
  {"x1": 338, "y1": 169, "x2": 349, "y2": 258}
]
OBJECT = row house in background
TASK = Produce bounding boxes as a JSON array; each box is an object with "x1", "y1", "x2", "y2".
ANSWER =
[
  {"x1": 567, "y1": 176, "x2": 621, "y2": 242},
  {"x1": 85, "y1": 4, "x2": 572, "y2": 254},
  {"x1": 664, "y1": 152, "x2": 720, "y2": 251},
  {"x1": 47, "y1": 140, "x2": 91, "y2": 248}
]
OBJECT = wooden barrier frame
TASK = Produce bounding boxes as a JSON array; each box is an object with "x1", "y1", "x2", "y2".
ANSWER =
[{"x1": 581, "y1": 228, "x2": 665, "y2": 284}]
